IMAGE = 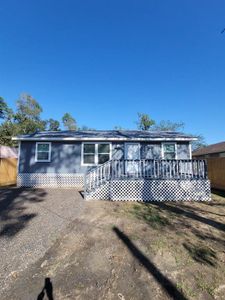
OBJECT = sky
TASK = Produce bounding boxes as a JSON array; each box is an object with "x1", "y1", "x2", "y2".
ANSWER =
[{"x1": 0, "y1": 0, "x2": 225, "y2": 144}]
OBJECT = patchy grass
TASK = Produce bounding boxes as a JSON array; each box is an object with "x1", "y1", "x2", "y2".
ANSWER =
[
  {"x1": 130, "y1": 203, "x2": 170, "y2": 229},
  {"x1": 183, "y1": 242, "x2": 217, "y2": 266},
  {"x1": 176, "y1": 278, "x2": 197, "y2": 298},
  {"x1": 194, "y1": 271, "x2": 217, "y2": 297},
  {"x1": 3, "y1": 192, "x2": 225, "y2": 300},
  {"x1": 114, "y1": 193, "x2": 225, "y2": 299}
]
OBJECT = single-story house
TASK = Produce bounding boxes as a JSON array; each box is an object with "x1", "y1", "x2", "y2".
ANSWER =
[
  {"x1": 13, "y1": 130, "x2": 210, "y2": 201},
  {"x1": 193, "y1": 141, "x2": 225, "y2": 159}
]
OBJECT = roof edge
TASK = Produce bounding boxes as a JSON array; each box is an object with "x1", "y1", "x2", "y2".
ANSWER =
[{"x1": 12, "y1": 136, "x2": 197, "y2": 142}]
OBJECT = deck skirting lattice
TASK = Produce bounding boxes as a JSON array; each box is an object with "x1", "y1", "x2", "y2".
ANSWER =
[
  {"x1": 17, "y1": 173, "x2": 84, "y2": 188},
  {"x1": 18, "y1": 174, "x2": 211, "y2": 201},
  {"x1": 85, "y1": 179, "x2": 211, "y2": 201}
]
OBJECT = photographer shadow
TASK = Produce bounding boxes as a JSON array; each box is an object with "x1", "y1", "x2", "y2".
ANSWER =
[{"x1": 37, "y1": 277, "x2": 54, "y2": 300}]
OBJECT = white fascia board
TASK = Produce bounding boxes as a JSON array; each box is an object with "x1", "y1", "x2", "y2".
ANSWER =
[{"x1": 12, "y1": 136, "x2": 198, "y2": 142}]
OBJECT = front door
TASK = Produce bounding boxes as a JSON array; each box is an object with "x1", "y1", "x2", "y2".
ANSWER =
[{"x1": 125, "y1": 143, "x2": 140, "y2": 176}]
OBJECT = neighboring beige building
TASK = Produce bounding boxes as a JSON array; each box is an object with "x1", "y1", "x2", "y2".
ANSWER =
[
  {"x1": 193, "y1": 141, "x2": 225, "y2": 191},
  {"x1": 0, "y1": 145, "x2": 18, "y2": 158},
  {"x1": 193, "y1": 141, "x2": 225, "y2": 159}
]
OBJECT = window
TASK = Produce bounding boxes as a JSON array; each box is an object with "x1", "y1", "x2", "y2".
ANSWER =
[
  {"x1": 82, "y1": 143, "x2": 111, "y2": 165},
  {"x1": 36, "y1": 142, "x2": 51, "y2": 162},
  {"x1": 98, "y1": 143, "x2": 110, "y2": 164},
  {"x1": 162, "y1": 143, "x2": 176, "y2": 159},
  {"x1": 83, "y1": 144, "x2": 95, "y2": 164}
]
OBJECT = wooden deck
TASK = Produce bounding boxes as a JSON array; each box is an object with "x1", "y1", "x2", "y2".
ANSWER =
[{"x1": 84, "y1": 159, "x2": 210, "y2": 201}]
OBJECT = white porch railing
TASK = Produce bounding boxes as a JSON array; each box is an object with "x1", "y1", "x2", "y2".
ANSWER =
[{"x1": 84, "y1": 159, "x2": 208, "y2": 195}]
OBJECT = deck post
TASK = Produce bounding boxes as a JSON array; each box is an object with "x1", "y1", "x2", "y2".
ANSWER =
[{"x1": 84, "y1": 170, "x2": 87, "y2": 200}]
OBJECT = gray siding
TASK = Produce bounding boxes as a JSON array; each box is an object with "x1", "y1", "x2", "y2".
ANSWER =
[
  {"x1": 141, "y1": 143, "x2": 162, "y2": 159},
  {"x1": 19, "y1": 141, "x2": 124, "y2": 174},
  {"x1": 19, "y1": 141, "x2": 83, "y2": 174},
  {"x1": 177, "y1": 143, "x2": 190, "y2": 159},
  {"x1": 112, "y1": 143, "x2": 124, "y2": 160},
  {"x1": 19, "y1": 141, "x2": 190, "y2": 174}
]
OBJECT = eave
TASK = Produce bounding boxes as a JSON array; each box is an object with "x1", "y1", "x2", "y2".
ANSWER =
[{"x1": 12, "y1": 137, "x2": 197, "y2": 142}]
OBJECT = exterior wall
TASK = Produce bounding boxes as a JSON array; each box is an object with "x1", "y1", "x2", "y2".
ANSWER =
[
  {"x1": 18, "y1": 140, "x2": 193, "y2": 190},
  {"x1": 141, "y1": 143, "x2": 162, "y2": 159},
  {"x1": 177, "y1": 143, "x2": 190, "y2": 159},
  {"x1": 19, "y1": 141, "x2": 83, "y2": 174},
  {"x1": 0, "y1": 145, "x2": 18, "y2": 158},
  {"x1": 19, "y1": 141, "x2": 125, "y2": 174},
  {"x1": 19, "y1": 140, "x2": 191, "y2": 175},
  {"x1": 111, "y1": 143, "x2": 124, "y2": 160},
  {"x1": 141, "y1": 142, "x2": 190, "y2": 160}
]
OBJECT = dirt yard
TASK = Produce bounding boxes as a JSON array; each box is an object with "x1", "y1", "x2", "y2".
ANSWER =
[{"x1": 2, "y1": 190, "x2": 225, "y2": 300}]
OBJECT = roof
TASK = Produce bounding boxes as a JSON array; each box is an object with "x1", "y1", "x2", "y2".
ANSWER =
[
  {"x1": 12, "y1": 130, "x2": 196, "y2": 142},
  {"x1": 0, "y1": 145, "x2": 18, "y2": 158},
  {"x1": 193, "y1": 141, "x2": 225, "y2": 156}
]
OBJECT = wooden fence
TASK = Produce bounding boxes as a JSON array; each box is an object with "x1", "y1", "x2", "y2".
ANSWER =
[
  {"x1": 0, "y1": 158, "x2": 17, "y2": 186},
  {"x1": 207, "y1": 157, "x2": 225, "y2": 191}
]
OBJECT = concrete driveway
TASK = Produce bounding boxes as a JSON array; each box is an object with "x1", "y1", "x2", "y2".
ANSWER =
[{"x1": 0, "y1": 187, "x2": 84, "y2": 295}]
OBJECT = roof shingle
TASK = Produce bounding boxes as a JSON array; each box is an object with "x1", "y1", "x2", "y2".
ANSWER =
[
  {"x1": 193, "y1": 141, "x2": 225, "y2": 156},
  {"x1": 13, "y1": 130, "x2": 196, "y2": 141}
]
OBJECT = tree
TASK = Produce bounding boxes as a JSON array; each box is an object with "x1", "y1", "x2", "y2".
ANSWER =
[
  {"x1": 14, "y1": 93, "x2": 46, "y2": 134},
  {"x1": 16, "y1": 93, "x2": 42, "y2": 120},
  {"x1": 135, "y1": 113, "x2": 207, "y2": 151},
  {"x1": 0, "y1": 94, "x2": 76, "y2": 146},
  {"x1": 136, "y1": 113, "x2": 155, "y2": 131},
  {"x1": 0, "y1": 121, "x2": 19, "y2": 147},
  {"x1": 191, "y1": 134, "x2": 207, "y2": 151},
  {"x1": 0, "y1": 97, "x2": 13, "y2": 120},
  {"x1": 0, "y1": 98, "x2": 17, "y2": 146},
  {"x1": 151, "y1": 120, "x2": 206, "y2": 150},
  {"x1": 62, "y1": 113, "x2": 77, "y2": 130},
  {"x1": 152, "y1": 120, "x2": 185, "y2": 132},
  {"x1": 47, "y1": 118, "x2": 60, "y2": 131},
  {"x1": 78, "y1": 125, "x2": 95, "y2": 130}
]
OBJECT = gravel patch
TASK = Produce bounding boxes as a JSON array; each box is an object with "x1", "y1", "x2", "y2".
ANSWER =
[{"x1": 0, "y1": 187, "x2": 84, "y2": 294}]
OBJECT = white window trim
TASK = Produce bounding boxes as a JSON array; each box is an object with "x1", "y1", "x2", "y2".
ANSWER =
[
  {"x1": 17, "y1": 141, "x2": 21, "y2": 173},
  {"x1": 161, "y1": 142, "x2": 177, "y2": 159},
  {"x1": 35, "y1": 142, "x2": 51, "y2": 162},
  {"x1": 189, "y1": 142, "x2": 192, "y2": 159},
  {"x1": 124, "y1": 143, "x2": 141, "y2": 160},
  {"x1": 81, "y1": 142, "x2": 112, "y2": 166}
]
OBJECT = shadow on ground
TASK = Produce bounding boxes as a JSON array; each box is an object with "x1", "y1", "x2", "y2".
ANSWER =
[
  {"x1": 37, "y1": 277, "x2": 54, "y2": 300},
  {"x1": 113, "y1": 226, "x2": 188, "y2": 300},
  {"x1": 183, "y1": 242, "x2": 217, "y2": 267},
  {"x1": 127, "y1": 199, "x2": 225, "y2": 267},
  {"x1": 151, "y1": 202, "x2": 225, "y2": 233},
  {"x1": 0, "y1": 188, "x2": 47, "y2": 237},
  {"x1": 211, "y1": 189, "x2": 225, "y2": 199}
]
